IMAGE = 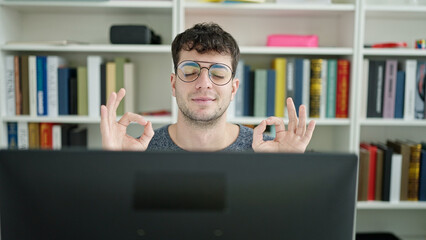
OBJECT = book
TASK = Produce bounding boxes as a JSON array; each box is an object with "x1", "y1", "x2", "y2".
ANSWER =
[
  {"x1": 394, "y1": 71, "x2": 405, "y2": 119},
  {"x1": 100, "y1": 63, "x2": 107, "y2": 106},
  {"x1": 376, "y1": 143, "x2": 393, "y2": 201},
  {"x1": 309, "y1": 59, "x2": 322, "y2": 118},
  {"x1": 390, "y1": 153, "x2": 402, "y2": 202},
  {"x1": 418, "y1": 149, "x2": 426, "y2": 201},
  {"x1": 415, "y1": 61, "x2": 425, "y2": 119},
  {"x1": 52, "y1": 125, "x2": 62, "y2": 150},
  {"x1": 360, "y1": 59, "x2": 369, "y2": 118},
  {"x1": 294, "y1": 58, "x2": 304, "y2": 116},
  {"x1": 320, "y1": 59, "x2": 328, "y2": 119},
  {"x1": 115, "y1": 57, "x2": 128, "y2": 116},
  {"x1": 124, "y1": 62, "x2": 135, "y2": 114},
  {"x1": 58, "y1": 68, "x2": 71, "y2": 115},
  {"x1": 28, "y1": 122, "x2": 40, "y2": 149},
  {"x1": 20, "y1": 55, "x2": 30, "y2": 115},
  {"x1": 87, "y1": 56, "x2": 103, "y2": 117},
  {"x1": 7, "y1": 122, "x2": 18, "y2": 149},
  {"x1": 68, "y1": 68, "x2": 78, "y2": 115},
  {"x1": 360, "y1": 143, "x2": 377, "y2": 201},
  {"x1": 272, "y1": 58, "x2": 286, "y2": 117},
  {"x1": 40, "y1": 122, "x2": 53, "y2": 150},
  {"x1": 326, "y1": 59, "x2": 337, "y2": 118},
  {"x1": 266, "y1": 69, "x2": 276, "y2": 117},
  {"x1": 69, "y1": 127, "x2": 88, "y2": 148},
  {"x1": 302, "y1": 59, "x2": 310, "y2": 117},
  {"x1": 77, "y1": 67, "x2": 88, "y2": 116},
  {"x1": 254, "y1": 69, "x2": 267, "y2": 117},
  {"x1": 14, "y1": 56, "x2": 21, "y2": 115},
  {"x1": 28, "y1": 55, "x2": 37, "y2": 117},
  {"x1": 382, "y1": 60, "x2": 398, "y2": 119},
  {"x1": 106, "y1": 62, "x2": 116, "y2": 106},
  {"x1": 375, "y1": 146, "x2": 384, "y2": 201},
  {"x1": 358, "y1": 148, "x2": 370, "y2": 201},
  {"x1": 286, "y1": 58, "x2": 295, "y2": 115},
  {"x1": 234, "y1": 60, "x2": 245, "y2": 117},
  {"x1": 61, "y1": 124, "x2": 78, "y2": 149},
  {"x1": 17, "y1": 122, "x2": 29, "y2": 149},
  {"x1": 36, "y1": 56, "x2": 48, "y2": 116},
  {"x1": 367, "y1": 60, "x2": 385, "y2": 118},
  {"x1": 47, "y1": 56, "x2": 67, "y2": 117},
  {"x1": 402, "y1": 59, "x2": 417, "y2": 120},
  {"x1": 408, "y1": 142, "x2": 422, "y2": 201},
  {"x1": 336, "y1": 59, "x2": 350, "y2": 118},
  {"x1": 243, "y1": 66, "x2": 254, "y2": 116},
  {"x1": 5, "y1": 56, "x2": 15, "y2": 116}
]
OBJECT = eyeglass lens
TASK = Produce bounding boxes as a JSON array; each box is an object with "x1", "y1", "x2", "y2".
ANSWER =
[{"x1": 177, "y1": 61, "x2": 232, "y2": 86}]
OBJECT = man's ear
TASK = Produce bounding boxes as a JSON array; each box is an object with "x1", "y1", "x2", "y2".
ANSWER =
[
  {"x1": 171, "y1": 73, "x2": 176, "y2": 97},
  {"x1": 230, "y1": 77, "x2": 239, "y2": 101}
]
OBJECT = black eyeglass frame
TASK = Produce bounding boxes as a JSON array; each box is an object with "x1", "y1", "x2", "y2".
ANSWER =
[{"x1": 175, "y1": 60, "x2": 235, "y2": 86}]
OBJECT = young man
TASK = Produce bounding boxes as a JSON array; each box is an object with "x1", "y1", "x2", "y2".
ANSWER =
[{"x1": 100, "y1": 23, "x2": 316, "y2": 152}]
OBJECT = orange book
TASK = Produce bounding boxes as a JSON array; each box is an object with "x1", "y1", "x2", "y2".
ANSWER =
[
  {"x1": 14, "y1": 56, "x2": 22, "y2": 115},
  {"x1": 360, "y1": 143, "x2": 377, "y2": 201},
  {"x1": 336, "y1": 59, "x2": 350, "y2": 118},
  {"x1": 40, "y1": 122, "x2": 53, "y2": 149}
]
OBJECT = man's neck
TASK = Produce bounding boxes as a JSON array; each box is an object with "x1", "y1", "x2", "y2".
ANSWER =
[{"x1": 168, "y1": 114, "x2": 239, "y2": 151}]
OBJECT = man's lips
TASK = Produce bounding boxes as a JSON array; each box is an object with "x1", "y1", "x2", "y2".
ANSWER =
[{"x1": 191, "y1": 97, "x2": 216, "y2": 104}]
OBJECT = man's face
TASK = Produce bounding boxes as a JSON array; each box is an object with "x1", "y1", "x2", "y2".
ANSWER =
[{"x1": 171, "y1": 50, "x2": 239, "y2": 125}]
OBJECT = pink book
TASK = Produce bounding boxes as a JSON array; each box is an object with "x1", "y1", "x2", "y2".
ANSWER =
[
  {"x1": 382, "y1": 60, "x2": 398, "y2": 118},
  {"x1": 267, "y1": 34, "x2": 318, "y2": 47}
]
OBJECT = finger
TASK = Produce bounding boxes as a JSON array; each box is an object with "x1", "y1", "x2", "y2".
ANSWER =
[
  {"x1": 286, "y1": 97, "x2": 298, "y2": 133},
  {"x1": 302, "y1": 120, "x2": 316, "y2": 144},
  {"x1": 252, "y1": 120, "x2": 267, "y2": 148},
  {"x1": 100, "y1": 105, "x2": 110, "y2": 135},
  {"x1": 107, "y1": 91, "x2": 117, "y2": 124},
  {"x1": 265, "y1": 116, "x2": 286, "y2": 135},
  {"x1": 114, "y1": 88, "x2": 126, "y2": 116},
  {"x1": 296, "y1": 105, "x2": 307, "y2": 136},
  {"x1": 117, "y1": 112, "x2": 147, "y2": 128},
  {"x1": 139, "y1": 121, "x2": 155, "y2": 148}
]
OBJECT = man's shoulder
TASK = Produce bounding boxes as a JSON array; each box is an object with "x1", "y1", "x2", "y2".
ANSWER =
[{"x1": 147, "y1": 125, "x2": 181, "y2": 151}]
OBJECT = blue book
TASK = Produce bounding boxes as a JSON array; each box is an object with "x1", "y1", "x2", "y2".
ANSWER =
[
  {"x1": 36, "y1": 56, "x2": 48, "y2": 116},
  {"x1": 394, "y1": 71, "x2": 405, "y2": 119},
  {"x1": 58, "y1": 68, "x2": 70, "y2": 115},
  {"x1": 294, "y1": 58, "x2": 304, "y2": 116},
  {"x1": 243, "y1": 65, "x2": 252, "y2": 116},
  {"x1": 419, "y1": 149, "x2": 426, "y2": 201},
  {"x1": 7, "y1": 122, "x2": 18, "y2": 149},
  {"x1": 266, "y1": 69, "x2": 276, "y2": 117}
]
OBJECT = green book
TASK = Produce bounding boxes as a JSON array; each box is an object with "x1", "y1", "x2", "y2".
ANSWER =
[
  {"x1": 326, "y1": 59, "x2": 337, "y2": 118},
  {"x1": 77, "y1": 66, "x2": 88, "y2": 116},
  {"x1": 115, "y1": 57, "x2": 128, "y2": 116},
  {"x1": 254, "y1": 69, "x2": 267, "y2": 117}
]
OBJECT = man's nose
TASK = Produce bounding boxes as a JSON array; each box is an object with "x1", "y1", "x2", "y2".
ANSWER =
[{"x1": 195, "y1": 68, "x2": 212, "y2": 88}]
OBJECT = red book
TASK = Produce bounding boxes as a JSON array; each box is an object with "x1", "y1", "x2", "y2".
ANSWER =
[
  {"x1": 336, "y1": 59, "x2": 350, "y2": 118},
  {"x1": 360, "y1": 143, "x2": 377, "y2": 201},
  {"x1": 40, "y1": 123, "x2": 53, "y2": 149}
]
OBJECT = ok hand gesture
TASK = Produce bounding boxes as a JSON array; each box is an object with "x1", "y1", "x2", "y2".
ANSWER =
[
  {"x1": 100, "y1": 88, "x2": 154, "y2": 151},
  {"x1": 252, "y1": 98, "x2": 316, "y2": 153}
]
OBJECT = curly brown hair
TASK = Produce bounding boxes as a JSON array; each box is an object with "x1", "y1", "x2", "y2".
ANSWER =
[{"x1": 172, "y1": 22, "x2": 240, "y2": 78}]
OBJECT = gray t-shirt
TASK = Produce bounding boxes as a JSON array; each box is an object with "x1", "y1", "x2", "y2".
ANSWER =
[{"x1": 147, "y1": 124, "x2": 274, "y2": 152}]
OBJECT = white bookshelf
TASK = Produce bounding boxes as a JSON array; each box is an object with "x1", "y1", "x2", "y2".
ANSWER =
[{"x1": 0, "y1": 0, "x2": 426, "y2": 238}]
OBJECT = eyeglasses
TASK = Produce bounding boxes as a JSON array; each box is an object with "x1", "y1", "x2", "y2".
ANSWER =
[{"x1": 176, "y1": 60, "x2": 234, "y2": 86}]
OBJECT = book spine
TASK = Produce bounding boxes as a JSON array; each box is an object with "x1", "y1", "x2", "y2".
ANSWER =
[
  {"x1": 390, "y1": 153, "x2": 402, "y2": 202},
  {"x1": 14, "y1": 56, "x2": 22, "y2": 115},
  {"x1": 77, "y1": 67, "x2": 88, "y2": 116},
  {"x1": 254, "y1": 69, "x2": 267, "y2": 117},
  {"x1": 326, "y1": 59, "x2": 337, "y2": 118},
  {"x1": 36, "y1": 56, "x2": 47, "y2": 116},
  {"x1": 28, "y1": 122, "x2": 40, "y2": 149},
  {"x1": 5, "y1": 56, "x2": 16, "y2": 116},
  {"x1": 272, "y1": 58, "x2": 286, "y2": 117},
  {"x1": 302, "y1": 59, "x2": 310, "y2": 117},
  {"x1": 17, "y1": 122, "x2": 29, "y2": 149},
  {"x1": 234, "y1": 60, "x2": 245, "y2": 117},
  {"x1": 69, "y1": 68, "x2": 78, "y2": 115},
  {"x1": 52, "y1": 125, "x2": 62, "y2": 150},
  {"x1": 87, "y1": 56, "x2": 103, "y2": 117},
  {"x1": 243, "y1": 66, "x2": 253, "y2": 116},
  {"x1": 403, "y1": 59, "x2": 417, "y2": 120},
  {"x1": 382, "y1": 60, "x2": 398, "y2": 118},
  {"x1": 58, "y1": 68, "x2": 70, "y2": 115},
  {"x1": 414, "y1": 62, "x2": 425, "y2": 119},
  {"x1": 367, "y1": 60, "x2": 385, "y2": 118},
  {"x1": 360, "y1": 59, "x2": 369, "y2": 119},
  {"x1": 408, "y1": 144, "x2": 421, "y2": 201},
  {"x1": 20, "y1": 55, "x2": 30, "y2": 115},
  {"x1": 7, "y1": 122, "x2": 18, "y2": 149},
  {"x1": 115, "y1": 57, "x2": 126, "y2": 116},
  {"x1": 336, "y1": 59, "x2": 350, "y2": 118},
  {"x1": 419, "y1": 150, "x2": 426, "y2": 201},
  {"x1": 123, "y1": 62, "x2": 135, "y2": 114},
  {"x1": 106, "y1": 62, "x2": 116, "y2": 107},
  {"x1": 286, "y1": 58, "x2": 295, "y2": 115},
  {"x1": 47, "y1": 56, "x2": 67, "y2": 117},
  {"x1": 320, "y1": 60, "x2": 328, "y2": 119},
  {"x1": 309, "y1": 59, "x2": 322, "y2": 118},
  {"x1": 28, "y1": 55, "x2": 37, "y2": 117},
  {"x1": 266, "y1": 69, "x2": 276, "y2": 117},
  {"x1": 294, "y1": 58, "x2": 304, "y2": 116},
  {"x1": 394, "y1": 71, "x2": 405, "y2": 119},
  {"x1": 40, "y1": 122, "x2": 53, "y2": 149}
]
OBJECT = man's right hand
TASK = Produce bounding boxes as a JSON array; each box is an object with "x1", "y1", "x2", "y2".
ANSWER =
[{"x1": 100, "y1": 88, "x2": 154, "y2": 151}]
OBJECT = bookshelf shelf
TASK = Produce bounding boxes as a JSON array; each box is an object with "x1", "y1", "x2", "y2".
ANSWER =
[
  {"x1": 2, "y1": 115, "x2": 172, "y2": 124},
  {"x1": 240, "y1": 46, "x2": 353, "y2": 55},
  {"x1": 360, "y1": 119, "x2": 426, "y2": 126},
  {"x1": 365, "y1": 4, "x2": 426, "y2": 18},
  {"x1": 357, "y1": 201, "x2": 426, "y2": 210},
  {"x1": 0, "y1": 0, "x2": 173, "y2": 14},
  {"x1": 1, "y1": 44, "x2": 172, "y2": 53},
  {"x1": 362, "y1": 49, "x2": 426, "y2": 57},
  {"x1": 230, "y1": 117, "x2": 350, "y2": 126}
]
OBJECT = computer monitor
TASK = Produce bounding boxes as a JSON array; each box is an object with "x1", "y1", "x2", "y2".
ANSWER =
[{"x1": 0, "y1": 150, "x2": 358, "y2": 240}]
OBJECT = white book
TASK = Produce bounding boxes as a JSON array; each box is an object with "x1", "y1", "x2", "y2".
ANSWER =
[
  {"x1": 285, "y1": 58, "x2": 295, "y2": 115},
  {"x1": 360, "y1": 59, "x2": 369, "y2": 119},
  {"x1": 17, "y1": 122, "x2": 29, "y2": 149},
  {"x1": 320, "y1": 59, "x2": 328, "y2": 119},
  {"x1": 302, "y1": 59, "x2": 310, "y2": 118},
  {"x1": 87, "y1": 56, "x2": 103, "y2": 117},
  {"x1": 403, "y1": 59, "x2": 416, "y2": 120},
  {"x1": 390, "y1": 153, "x2": 402, "y2": 203},
  {"x1": 52, "y1": 125, "x2": 62, "y2": 150},
  {"x1": 234, "y1": 60, "x2": 245, "y2": 117},
  {"x1": 5, "y1": 56, "x2": 15, "y2": 116},
  {"x1": 123, "y1": 62, "x2": 135, "y2": 113},
  {"x1": 28, "y1": 55, "x2": 38, "y2": 117},
  {"x1": 47, "y1": 56, "x2": 67, "y2": 117}
]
